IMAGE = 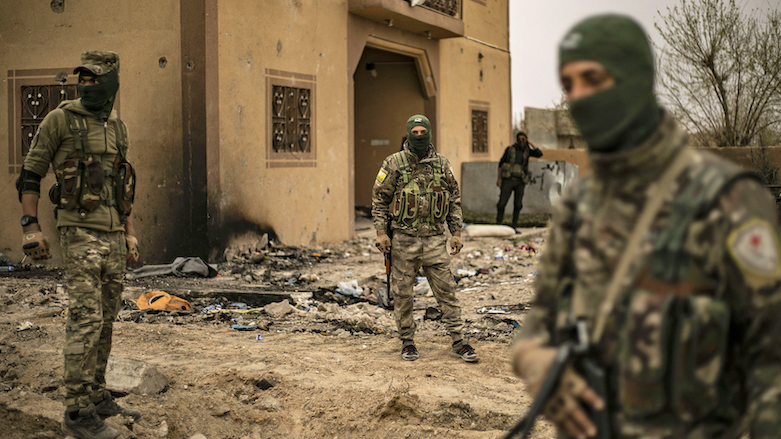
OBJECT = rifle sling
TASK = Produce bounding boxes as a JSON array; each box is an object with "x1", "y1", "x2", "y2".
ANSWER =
[{"x1": 591, "y1": 149, "x2": 692, "y2": 343}]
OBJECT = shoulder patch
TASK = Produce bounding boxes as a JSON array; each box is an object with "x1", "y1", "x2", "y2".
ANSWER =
[
  {"x1": 727, "y1": 218, "x2": 781, "y2": 286},
  {"x1": 376, "y1": 168, "x2": 387, "y2": 184}
]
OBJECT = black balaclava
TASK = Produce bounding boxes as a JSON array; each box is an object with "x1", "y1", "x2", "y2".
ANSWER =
[
  {"x1": 406, "y1": 114, "x2": 432, "y2": 158},
  {"x1": 78, "y1": 70, "x2": 119, "y2": 119},
  {"x1": 559, "y1": 14, "x2": 662, "y2": 153},
  {"x1": 516, "y1": 131, "x2": 528, "y2": 147}
]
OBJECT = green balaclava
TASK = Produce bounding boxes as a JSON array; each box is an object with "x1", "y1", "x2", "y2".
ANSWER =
[
  {"x1": 405, "y1": 114, "x2": 432, "y2": 158},
  {"x1": 74, "y1": 51, "x2": 120, "y2": 119},
  {"x1": 559, "y1": 14, "x2": 662, "y2": 153}
]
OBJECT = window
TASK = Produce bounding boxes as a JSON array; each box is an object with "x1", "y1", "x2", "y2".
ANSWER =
[
  {"x1": 470, "y1": 100, "x2": 489, "y2": 155},
  {"x1": 265, "y1": 69, "x2": 316, "y2": 168}
]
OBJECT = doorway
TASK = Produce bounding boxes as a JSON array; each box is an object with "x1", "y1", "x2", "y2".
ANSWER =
[{"x1": 353, "y1": 47, "x2": 426, "y2": 207}]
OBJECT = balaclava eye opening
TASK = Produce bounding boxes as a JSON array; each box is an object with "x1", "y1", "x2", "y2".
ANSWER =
[
  {"x1": 405, "y1": 114, "x2": 432, "y2": 158},
  {"x1": 559, "y1": 14, "x2": 662, "y2": 153}
]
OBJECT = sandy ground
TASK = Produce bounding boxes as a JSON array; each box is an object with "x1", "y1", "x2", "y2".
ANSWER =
[{"x1": 0, "y1": 216, "x2": 557, "y2": 439}]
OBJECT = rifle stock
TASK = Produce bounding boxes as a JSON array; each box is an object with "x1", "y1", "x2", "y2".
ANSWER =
[{"x1": 377, "y1": 218, "x2": 394, "y2": 309}]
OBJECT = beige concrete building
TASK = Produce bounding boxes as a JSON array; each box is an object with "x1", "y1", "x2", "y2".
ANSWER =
[{"x1": 0, "y1": 0, "x2": 512, "y2": 263}]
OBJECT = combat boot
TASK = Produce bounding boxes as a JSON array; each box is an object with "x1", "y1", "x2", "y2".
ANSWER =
[
  {"x1": 95, "y1": 390, "x2": 142, "y2": 421},
  {"x1": 61, "y1": 403, "x2": 121, "y2": 439}
]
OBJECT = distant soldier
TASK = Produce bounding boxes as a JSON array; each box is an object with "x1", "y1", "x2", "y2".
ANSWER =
[
  {"x1": 496, "y1": 131, "x2": 542, "y2": 228},
  {"x1": 17, "y1": 51, "x2": 140, "y2": 439},
  {"x1": 510, "y1": 15, "x2": 781, "y2": 438},
  {"x1": 372, "y1": 114, "x2": 478, "y2": 363}
]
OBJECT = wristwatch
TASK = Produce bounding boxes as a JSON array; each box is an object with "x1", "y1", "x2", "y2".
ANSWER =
[{"x1": 20, "y1": 215, "x2": 38, "y2": 227}]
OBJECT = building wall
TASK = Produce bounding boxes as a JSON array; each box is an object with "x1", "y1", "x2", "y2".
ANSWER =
[
  {"x1": 0, "y1": 0, "x2": 516, "y2": 263},
  {"x1": 439, "y1": 0, "x2": 512, "y2": 178},
  {"x1": 0, "y1": 0, "x2": 183, "y2": 264},
  {"x1": 215, "y1": 0, "x2": 352, "y2": 249}
]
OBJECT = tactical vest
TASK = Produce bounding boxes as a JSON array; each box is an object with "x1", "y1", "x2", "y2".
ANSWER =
[
  {"x1": 560, "y1": 152, "x2": 759, "y2": 425},
  {"x1": 500, "y1": 145, "x2": 529, "y2": 178},
  {"x1": 388, "y1": 151, "x2": 450, "y2": 229},
  {"x1": 49, "y1": 110, "x2": 136, "y2": 218}
]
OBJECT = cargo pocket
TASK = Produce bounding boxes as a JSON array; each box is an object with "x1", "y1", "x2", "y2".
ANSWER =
[
  {"x1": 59, "y1": 158, "x2": 81, "y2": 210},
  {"x1": 618, "y1": 290, "x2": 676, "y2": 418},
  {"x1": 671, "y1": 296, "x2": 729, "y2": 422}
]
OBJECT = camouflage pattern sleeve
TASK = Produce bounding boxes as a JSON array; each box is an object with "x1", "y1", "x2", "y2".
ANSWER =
[
  {"x1": 22, "y1": 108, "x2": 67, "y2": 178},
  {"x1": 371, "y1": 155, "x2": 399, "y2": 232},
  {"x1": 516, "y1": 180, "x2": 584, "y2": 345},
  {"x1": 713, "y1": 179, "x2": 781, "y2": 437},
  {"x1": 442, "y1": 156, "x2": 463, "y2": 234}
]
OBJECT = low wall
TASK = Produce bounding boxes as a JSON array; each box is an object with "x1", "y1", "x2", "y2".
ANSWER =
[{"x1": 461, "y1": 160, "x2": 579, "y2": 217}]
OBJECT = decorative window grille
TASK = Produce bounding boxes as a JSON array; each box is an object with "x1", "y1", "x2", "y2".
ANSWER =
[
  {"x1": 266, "y1": 69, "x2": 316, "y2": 168},
  {"x1": 20, "y1": 84, "x2": 77, "y2": 157},
  {"x1": 471, "y1": 109, "x2": 488, "y2": 154},
  {"x1": 271, "y1": 85, "x2": 311, "y2": 154}
]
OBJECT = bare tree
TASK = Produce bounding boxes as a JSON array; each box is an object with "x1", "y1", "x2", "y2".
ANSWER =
[{"x1": 655, "y1": 0, "x2": 781, "y2": 146}]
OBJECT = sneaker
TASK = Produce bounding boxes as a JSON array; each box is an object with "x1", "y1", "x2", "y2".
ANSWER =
[
  {"x1": 451, "y1": 340, "x2": 479, "y2": 363},
  {"x1": 95, "y1": 390, "x2": 142, "y2": 421},
  {"x1": 401, "y1": 344, "x2": 419, "y2": 361},
  {"x1": 61, "y1": 404, "x2": 121, "y2": 439}
]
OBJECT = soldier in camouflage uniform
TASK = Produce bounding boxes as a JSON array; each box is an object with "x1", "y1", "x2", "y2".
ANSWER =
[
  {"x1": 17, "y1": 51, "x2": 141, "y2": 439},
  {"x1": 510, "y1": 15, "x2": 781, "y2": 439},
  {"x1": 372, "y1": 114, "x2": 478, "y2": 363}
]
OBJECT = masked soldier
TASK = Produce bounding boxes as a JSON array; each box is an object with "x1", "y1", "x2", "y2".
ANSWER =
[
  {"x1": 510, "y1": 15, "x2": 781, "y2": 439},
  {"x1": 17, "y1": 51, "x2": 140, "y2": 439},
  {"x1": 372, "y1": 114, "x2": 478, "y2": 363},
  {"x1": 496, "y1": 131, "x2": 543, "y2": 228}
]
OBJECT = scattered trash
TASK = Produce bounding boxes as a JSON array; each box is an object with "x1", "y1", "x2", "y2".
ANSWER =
[
  {"x1": 256, "y1": 334, "x2": 264, "y2": 341},
  {"x1": 227, "y1": 303, "x2": 248, "y2": 310},
  {"x1": 129, "y1": 257, "x2": 218, "y2": 279},
  {"x1": 16, "y1": 321, "x2": 35, "y2": 331},
  {"x1": 456, "y1": 269, "x2": 477, "y2": 277},
  {"x1": 299, "y1": 273, "x2": 319, "y2": 282},
  {"x1": 230, "y1": 324, "x2": 257, "y2": 331},
  {"x1": 336, "y1": 280, "x2": 363, "y2": 297},
  {"x1": 413, "y1": 278, "x2": 431, "y2": 296},
  {"x1": 476, "y1": 307, "x2": 509, "y2": 314},
  {"x1": 136, "y1": 291, "x2": 193, "y2": 312}
]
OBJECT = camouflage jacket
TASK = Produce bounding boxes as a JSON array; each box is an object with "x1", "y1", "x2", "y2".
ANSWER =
[
  {"x1": 371, "y1": 143, "x2": 463, "y2": 237},
  {"x1": 22, "y1": 99, "x2": 128, "y2": 232},
  {"x1": 517, "y1": 114, "x2": 781, "y2": 438}
]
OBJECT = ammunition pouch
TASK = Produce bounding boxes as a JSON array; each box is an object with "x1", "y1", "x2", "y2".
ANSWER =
[
  {"x1": 618, "y1": 291, "x2": 729, "y2": 421},
  {"x1": 112, "y1": 157, "x2": 136, "y2": 216}
]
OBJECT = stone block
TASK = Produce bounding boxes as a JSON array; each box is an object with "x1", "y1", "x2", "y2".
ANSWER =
[{"x1": 106, "y1": 357, "x2": 168, "y2": 395}]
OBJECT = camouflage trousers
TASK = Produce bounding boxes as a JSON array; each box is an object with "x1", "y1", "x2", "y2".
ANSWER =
[
  {"x1": 391, "y1": 233, "x2": 463, "y2": 342},
  {"x1": 59, "y1": 227, "x2": 126, "y2": 411}
]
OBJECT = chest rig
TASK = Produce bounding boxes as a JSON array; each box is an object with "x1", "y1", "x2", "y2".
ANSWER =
[
  {"x1": 49, "y1": 109, "x2": 136, "y2": 218},
  {"x1": 389, "y1": 151, "x2": 450, "y2": 229},
  {"x1": 500, "y1": 145, "x2": 530, "y2": 178}
]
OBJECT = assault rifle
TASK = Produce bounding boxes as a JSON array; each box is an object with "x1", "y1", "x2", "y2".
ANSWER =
[
  {"x1": 503, "y1": 321, "x2": 611, "y2": 439},
  {"x1": 376, "y1": 219, "x2": 394, "y2": 309}
]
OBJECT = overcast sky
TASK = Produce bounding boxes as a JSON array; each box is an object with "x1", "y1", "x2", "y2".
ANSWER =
[{"x1": 509, "y1": 0, "x2": 775, "y2": 122}]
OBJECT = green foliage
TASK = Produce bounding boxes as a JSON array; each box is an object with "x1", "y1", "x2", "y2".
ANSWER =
[{"x1": 655, "y1": 0, "x2": 781, "y2": 146}]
